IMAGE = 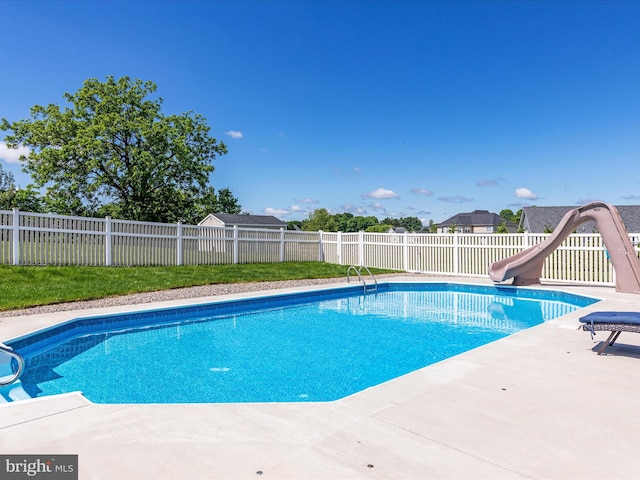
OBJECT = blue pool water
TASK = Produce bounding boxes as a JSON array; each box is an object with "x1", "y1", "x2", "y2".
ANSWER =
[{"x1": 8, "y1": 283, "x2": 597, "y2": 404}]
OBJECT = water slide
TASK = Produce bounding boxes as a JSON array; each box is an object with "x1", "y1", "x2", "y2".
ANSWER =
[{"x1": 489, "y1": 202, "x2": 640, "y2": 294}]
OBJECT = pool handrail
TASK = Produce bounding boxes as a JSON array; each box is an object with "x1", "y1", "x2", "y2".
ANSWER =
[
  {"x1": 0, "y1": 343, "x2": 25, "y2": 387},
  {"x1": 346, "y1": 265, "x2": 378, "y2": 294}
]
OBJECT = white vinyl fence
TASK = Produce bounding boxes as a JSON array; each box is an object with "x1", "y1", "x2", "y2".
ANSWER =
[{"x1": 2, "y1": 209, "x2": 638, "y2": 287}]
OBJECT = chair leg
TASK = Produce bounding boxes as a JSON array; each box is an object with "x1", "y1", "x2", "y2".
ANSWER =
[
  {"x1": 609, "y1": 331, "x2": 622, "y2": 347},
  {"x1": 597, "y1": 331, "x2": 621, "y2": 355}
]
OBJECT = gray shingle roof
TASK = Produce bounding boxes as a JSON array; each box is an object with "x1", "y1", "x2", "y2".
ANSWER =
[
  {"x1": 438, "y1": 210, "x2": 516, "y2": 228},
  {"x1": 520, "y1": 205, "x2": 640, "y2": 233},
  {"x1": 204, "y1": 213, "x2": 286, "y2": 227}
]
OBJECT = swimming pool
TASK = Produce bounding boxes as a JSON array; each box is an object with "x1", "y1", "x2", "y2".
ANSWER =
[{"x1": 6, "y1": 282, "x2": 598, "y2": 404}]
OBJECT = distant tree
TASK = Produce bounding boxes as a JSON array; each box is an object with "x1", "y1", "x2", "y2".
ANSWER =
[
  {"x1": 186, "y1": 186, "x2": 242, "y2": 224},
  {"x1": 0, "y1": 164, "x2": 44, "y2": 211},
  {"x1": 499, "y1": 209, "x2": 516, "y2": 223},
  {"x1": 0, "y1": 165, "x2": 13, "y2": 192},
  {"x1": 447, "y1": 223, "x2": 458, "y2": 233},
  {"x1": 1, "y1": 76, "x2": 229, "y2": 223},
  {"x1": 381, "y1": 217, "x2": 401, "y2": 227},
  {"x1": 499, "y1": 208, "x2": 522, "y2": 226},
  {"x1": 381, "y1": 216, "x2": 423, "y2": 232},
  {"x1": 400, "y1": 216, "x2": 423, "y2": 232},
  {"x1": 287, "y1": 220, "x2": 303, "y2": 231},
  {"x1": 365, "y1": 223, "x2": 394, "y2": 233},
  {"x1": 302, "y1": 208, "x2": 337, "y2": 231},
  {"x1": 348, "y1": 215, "x2": 378, "y2": 232},
  {"x1": 428, "y1": 220, "x2": 438, "y2": 233},
  {"x1": 333, "y1": 212, "x2": 354, "y2": 232},
  {"x1": 495, "y1": 221, "x2": 509, "y2": 234}
]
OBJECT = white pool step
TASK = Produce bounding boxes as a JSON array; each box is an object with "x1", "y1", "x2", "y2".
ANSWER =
[
  {"x1": 0, "y1": 345, "x2": 30, "y2": 402},
  {"x1": 0, "y1": 381, "x2": 32, "y2": 403}
]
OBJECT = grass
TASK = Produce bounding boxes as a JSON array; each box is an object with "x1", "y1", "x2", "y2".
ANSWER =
[{"x1": 0, "y1": 262, "x2": 397, "y2": 311}]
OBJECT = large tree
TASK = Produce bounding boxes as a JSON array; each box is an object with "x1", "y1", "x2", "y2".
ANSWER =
[{"x1": 1, "y1": 76, "x2": 229, "y2": 223}]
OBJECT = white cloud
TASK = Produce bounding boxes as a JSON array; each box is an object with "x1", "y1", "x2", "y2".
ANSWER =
[
  {"x1": 289, "y1": 205, "x2": 304, "y2": 212},
  {"x1": 294, "y1": 197, "x2": 319, "y2": 204},
  {"x1": 437, "y1": 195, "x2": 474, "y2": 203},
  {"x1": 264, "y1": 207, "x2": 289, "y2": 216},
  {"x1": 515, "y1": 187, "x2": 538, "y2": 200},
  {"x1": 342, "y1": 204, "x2": 368, "y2": 215},
  {"x1": 411, "y1": 188, "x2": 433, "y2": 196},
  {"x1": 368, "y1": 202, "x2": 387, "y2": 212},
  {"x1": 362, "y1": 187, "x2": 399, "y2": 199},
  {"x1": 225, "y1": 130, "x2": 244, "y2": 140},
  {"x1": 477, "y1": 178, "x2": 506, "y2": 187},
  {"x1": 353, "y1": 167, "x2": 361, "y2": 174},
  {"x1": 0, "y1": 142, "x2": 30, "y2": 164}
]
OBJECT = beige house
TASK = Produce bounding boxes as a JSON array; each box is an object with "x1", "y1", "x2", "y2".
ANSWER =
[
  {"x1": 197, "y1": 213, "x2": 287, "y2": 254},
  {"x1": 198, "y1": 213, "x2": 287, "y2": 229}
]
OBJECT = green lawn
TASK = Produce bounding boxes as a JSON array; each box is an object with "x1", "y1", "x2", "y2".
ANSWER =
[{"x1": 0, "y1": 262, "x2": 396, "y2": 311}]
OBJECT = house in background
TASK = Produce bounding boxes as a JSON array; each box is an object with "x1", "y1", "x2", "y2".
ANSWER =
[
  {"x1": 519, "y1": 205, "x2": 640, "y2": 233},
  {"x1": 436, "y1": 210, "x2": 517, "y2": 234},
  {"x1": 198, "y1": 213, "x2": 287, "y2": 253},
  {"x1": 199, "y1": 213, "x2": 286, "y2": 230}
]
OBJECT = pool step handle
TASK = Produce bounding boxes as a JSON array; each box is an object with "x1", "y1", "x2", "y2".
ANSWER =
[
  {"x1": 346, "y1": 265, "x2": 378, "y2": 294},
  {"x1": 0, "y1": 343, "x2": 25, "y2": 388}
]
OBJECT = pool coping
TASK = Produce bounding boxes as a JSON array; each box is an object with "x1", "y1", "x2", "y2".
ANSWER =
[{"x1": 2, "y1": 276, "x2": 640, "y2": 479}]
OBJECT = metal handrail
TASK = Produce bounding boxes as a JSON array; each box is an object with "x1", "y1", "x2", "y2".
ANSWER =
[
  {"x1": 346, "y1": 265, "x2": 363, "y2": 285},
  {"x1": 0, "y1": 344, "x2": 24, "y2": 387},
  {"x1": 346, "y1": 265, "x2": 378, "y2": 294}
]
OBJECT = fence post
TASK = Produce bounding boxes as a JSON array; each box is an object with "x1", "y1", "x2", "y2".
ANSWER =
[
  {"x1": 337, "y1": 231, "x2": 343, "y2": 265},
  {"x1": 12, "y1": 208, "x2": 19, "y2": 266},
  {"x1": 279, "y1": 227, "x2": 285, "y2": 262},
  {"x1": 176, "y1": 222, "x2": 183, "y2": 266},
  {"x1": 233, "y1": 225, "x2": 239, "y2": 264},
  {"x1": 105, "y1": 216, "x2": 112, "y2": 266},
  {"x1": 318, "y1": 230, "x2": 324, "y2": 262},
  {"x1": 403, "y1": 231, "x2": 409, "y2": 271},
  {"x1": 358, "y1": 231, "x2": 365, "y2": 266},
  {"x1": 453, "y1": 232, "x2": 459, "y2": 275}
]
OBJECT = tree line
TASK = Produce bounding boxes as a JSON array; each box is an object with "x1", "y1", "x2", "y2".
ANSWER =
[
  {"x1": 287, "y1": 208, "x2": 427, "y2": 232},
  {"x1": 288, "y1": 208, "x2": 522, "y2": 233}
]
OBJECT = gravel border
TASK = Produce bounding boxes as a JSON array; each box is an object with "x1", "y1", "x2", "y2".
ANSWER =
[{"x1": 2, "y1": 273, "x2": 418, "y2": 317}]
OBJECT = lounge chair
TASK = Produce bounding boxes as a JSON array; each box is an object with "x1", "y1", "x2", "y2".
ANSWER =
[{"x1": 580, "y1": 311, "x2": 640, "y2": 355}]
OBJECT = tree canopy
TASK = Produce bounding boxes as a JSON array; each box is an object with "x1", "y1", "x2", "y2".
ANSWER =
[
  {"x1": 499, "y1": 208, "x2": 522, "y2": 225},
  {"x1": 1, "y1": 76, "x2": 236, "y2": 223},
  {"x1": 298, "y1": 209, "x2": 425, "y2": 232},
  {"x1": 301, "y1": 208, "x2": 337, "y2": 231}
]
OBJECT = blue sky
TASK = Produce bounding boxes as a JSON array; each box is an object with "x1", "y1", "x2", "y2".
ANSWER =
[{"x1": 0, "y1": 1, "x2": 639, "y2": 225}]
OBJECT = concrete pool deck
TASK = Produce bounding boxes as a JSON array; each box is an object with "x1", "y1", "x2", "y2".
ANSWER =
[{"x1": 1, "y1": 276, "x2": 640, "y2": 479}]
